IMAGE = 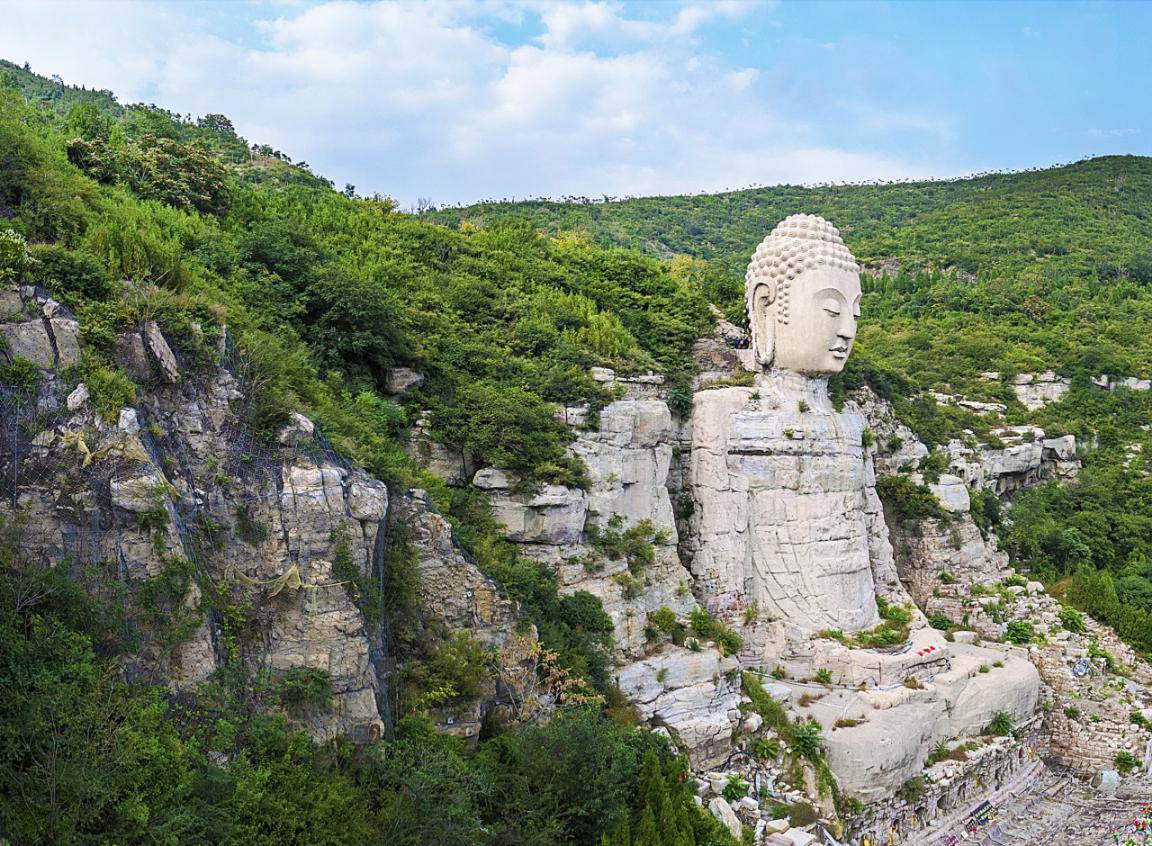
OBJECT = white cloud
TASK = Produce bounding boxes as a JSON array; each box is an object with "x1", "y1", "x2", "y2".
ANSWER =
[{"x1": 0, "y1": 0, "x2": 945, "y2": 205}]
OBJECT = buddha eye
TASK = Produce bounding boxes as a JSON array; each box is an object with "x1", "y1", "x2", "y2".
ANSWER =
[{"x1": 821, "y1": 299, "x2": 841, "y2": 317}]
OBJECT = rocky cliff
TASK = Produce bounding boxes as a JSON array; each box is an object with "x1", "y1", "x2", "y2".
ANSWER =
[
  {"x1": 0, "y1": 284, "x2": 524, "y2": 745},
  {"x1": 6, "y1": 280, "x2": 1151, "y2": 844}
]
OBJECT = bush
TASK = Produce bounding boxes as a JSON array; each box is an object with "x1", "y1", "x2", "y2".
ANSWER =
[
  {"x1": 0, "y1": 227, "x2": 35, "y2": 276},
  {"x1": 0, "y1": 356, "x2": 42, "y2": 395},
  {"x1": 274, "y1": 667, "x2": 333, "y2": 711},
  {"x1": 1059, "y1": 606, "x2": 1086, "y2": 633},
  {"x1": 928, "y1": 613, "x2": 953, "y2": 631},
  {"x1": 896, "y1": 775, "x2": 925, "y2": 804},
  {"x1": 434, "y1": 382, "x2": 588, "y2": 488},
  {"x1": 750, "y1": 737, "x2": 780, "y2": 760},
  {"x1": 721, "y1": 774, "x2": 748, "y2": 801},
  {"x1": 82, "y1": 363, "x2": 137, "y2": 421},
  {"x1": 877, "y1": 475, "x2": 947, "y2": 521},
  {"x1": 650, "y1": 606, "x2": 677, "y2": 633},
  {"x1": 687, "y1": 606, "x2": 741, "y2": 656},
  {"x1": 789, "y1": 718, "x2": 825, "y2": 763},
  {"x1": 1005, "y1": 620, "x2": 1035, "y2": 645},
  {"x1": 1115, "y1": 750, "x2": 1141, "y2": 775},
  {"x1": 588, "y1": 515, "x2": 659, "y2": 574},
  {"x1": 27, "y1": 244, "x2": 114, "y2": 302},
  {"x1": 983, "y1": 711, "x2": 1014, "y2": 737}
]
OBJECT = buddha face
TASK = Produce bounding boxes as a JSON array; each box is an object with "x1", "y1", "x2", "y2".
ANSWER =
[{"x1": 756, "y1": 265, "x2": 861, "y2": 376}]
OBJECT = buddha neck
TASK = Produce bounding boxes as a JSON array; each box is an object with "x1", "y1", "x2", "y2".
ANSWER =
[{"x1": 755, "y1": 368, "x2": 834, "y2": 413}]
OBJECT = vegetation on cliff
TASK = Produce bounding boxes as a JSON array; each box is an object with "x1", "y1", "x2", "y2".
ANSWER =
[{"x1": 0, "y1": 62, "x2": 734, "y2": 845}]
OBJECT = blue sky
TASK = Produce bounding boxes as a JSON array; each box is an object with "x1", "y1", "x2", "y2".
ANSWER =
[{"x1": 3, "y1": 0, "x2": 1150, "y2": 207}]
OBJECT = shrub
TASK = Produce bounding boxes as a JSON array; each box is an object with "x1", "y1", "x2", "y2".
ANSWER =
[
  {"x1": 649, "y1": 606, "x2": 677, "y2": 634},
  {"x1": 27, "y1": 244, "x2": 114, "y2": 302},
  {"x1": 928, "y1": 613, "x2": 952, "y2": 631},
  {"x1": 714, "y1": 626, "x2": 742, "y2": 657},
  {"x1": 896, "y1": 775, "x2": 925, "y2": 804},
  {"x1": 877, "y1": 474, "x2": 947, "y2": 521},
  {"x1": 404, "y1": 632, "x2": 492, "y2": 710},
  {"x1": 274, "y1": 667, "x2": 333, "y2": 712},
  {"x1": 1059, "y1": 606, "x2": 1086, "y2": 633},
  {"x1": 1064, "y1": 705, "x2": 1081, "y2": 720},
  {"x1": 1115, "y1": 750, "x2": 1140, "y2": 775},
  {"x1": 82, "y1": 363, "x2": 137, "y2": 421},
  {"x1": 0, "y1": 356, "x2": 42, "y2": 395},
  {"x1": 983, "y1": 711, "x2": 1014, "y2": 737},
  {"x1": 939, "y1": 570, "x2": 958, "y2": 585},
  {"x1": 789, "y1": 718, "x2": 824, "y2": 763},
  {"x1": 0, "y1": 227, "x2": 35, "y2": 276},
  {"x1": 1005, "y1": 620, "x2": 1035, "y2": 645},
  {"x1": 721, "y1": 774, "x2": 749, "y2": 801},
  {"x1": 587, "y1": 515, "x2": 659, "y2": 575},
  {"x1": 750, "y1": 737, "x2": 780, "y2": 759},
  {"x1": 814, "y1": 668, "x2": 833, "y2": 684},
  {"x1": 926, "y1": 740, "x2": 950, "y2": 766}
]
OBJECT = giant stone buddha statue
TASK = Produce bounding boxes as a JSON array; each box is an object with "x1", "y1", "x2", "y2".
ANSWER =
[{"x1": 687, "y1": 214, "x2": 892, "y2": 636}]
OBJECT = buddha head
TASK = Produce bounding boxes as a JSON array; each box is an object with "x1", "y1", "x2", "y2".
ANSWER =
[{"x1": 745, "y1": 214, "x2": 861, "y2": 377}]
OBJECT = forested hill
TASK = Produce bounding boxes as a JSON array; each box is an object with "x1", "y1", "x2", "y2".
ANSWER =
[
  {"x1": 430, "y1": 157, "x2": 1152, "y2": 413},
  {"x1": 426, "y1": 156, "x2": 1152, "y2": 284}
]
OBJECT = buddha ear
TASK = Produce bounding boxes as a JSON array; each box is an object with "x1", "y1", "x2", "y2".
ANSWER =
[{"x1": 750, "y1": 278, "x2": 776, "y2": 368}]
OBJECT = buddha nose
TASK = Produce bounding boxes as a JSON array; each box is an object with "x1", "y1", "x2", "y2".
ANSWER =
[{"x1": 837, "y1": 312, "x2": 856, "y2": 341}]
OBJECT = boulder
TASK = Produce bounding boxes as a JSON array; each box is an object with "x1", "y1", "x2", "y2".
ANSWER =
[
  {"x1": 0, "y1": 320, "x2": 55, "y2": 368},
  {"x1": 143, "y1": 320, "x2": 180, "y2": 382},
  {"x1": 784, "y1": 830, "x2": 817, "y2": 846},
  {"x1": 1092, "y1": 770, "x2": 1120, "y2": 795},
  {"x1": 66, "y1": 382, "x2": 89, "y2": 411},
  {"x1": 110, "y1": 471, "x2": 167, "y2": 513},
  {"x1": 118, "y1": 407, "x2": 141, "y2": 434},
  {"x1": 707, "y1": 798, "x2": 742, "y2": 839},
  {"x1": 278, "y1": 412, "x2": 316, "y2": 446},
  {"x1": 383, "y1": 367, "x2": 424, "y2": 394},
  {"x1": 929, "y1": 474, "x2": 970, "y2": 513},
  {"x1": 765, "y1": 818, "x2": 791, "y2": 834}
]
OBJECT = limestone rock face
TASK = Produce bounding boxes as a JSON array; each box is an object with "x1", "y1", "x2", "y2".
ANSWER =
[
  {"x1": 383, "y1": 366, "x2": 424, "y2": 394},
  {"x1": 850, "y1": 388, "x2": 928, "y2": 475},
  {"x1": 409, "y1": 413, "x2": 472, "y2": 486},
  {"x1": 0, "y1": 286, "x2": 81, "y2": 370},
  {"x1": 616, "y1": 647, "x2": 742, "y2": 769},
  {"x1": 572, "y1": 399, "x2": 677, "y2": 537},
  {"x1": 396, "y1": 491, "x2": 520, "y2": 647},
  {"x1": 1011, "y1": 371, "x2": 1070, "y2": 410},
  {"x1": 0, "y1": 314, "x2": 407, "y2": 743},
  {"x1": 686, "y1": 376, "x2": 879, "y2": 634},
  {"x1": 473, "y1": 468, "x2": 588, "y2": 545},
  {"x1": 944, "y1": 426, "x2": 1079, "y2": 494}
]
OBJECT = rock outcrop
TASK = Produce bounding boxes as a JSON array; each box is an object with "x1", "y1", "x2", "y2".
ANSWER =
[{"x1": 0, "y1": 285, "x2": 525, "y2": 745}]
